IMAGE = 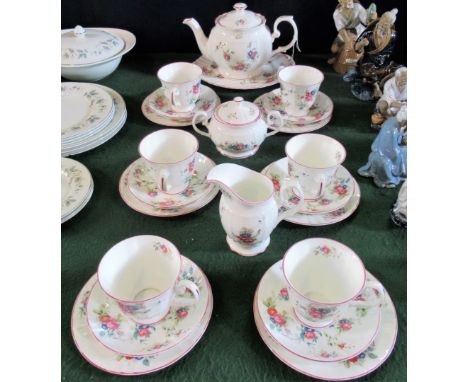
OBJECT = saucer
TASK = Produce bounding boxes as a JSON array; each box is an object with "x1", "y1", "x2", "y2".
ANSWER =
[
  {"x1": 71, "y1": 268, "x2": 213, "y2": 375},
  {"x1": 61, "y1": 158, "x2": 93, "y2": 221},
  {"x1": 264, "y1": 158, "x2": 354, "y2": 214},
  {"x1": 87, "y1": 256, "x2": 210, "y2": 357},
  {"x1": 262, "y1": 161, "x2": 361, "y2": 226},
  {"x1": 194, "y1": 53, "x2": 295, "y2": 90},
  {"x1": 254, "y1": 268, "x2": 397, "y2": 381},
  {"x1": 258, "y1": 89, "x2": 333, "y2": 124},
  {"x1": 119, "y1": 154, "x2": 219, "y2": 217},
  {"x1": 142, "y1": 85, "x2": 220, "y2": 127},
  {"x1": 128, "y1": 156, "x2": 214, "y2": 209},
  {"x1": 256, "y1": 260, "x2": 381, "y2": 363}
]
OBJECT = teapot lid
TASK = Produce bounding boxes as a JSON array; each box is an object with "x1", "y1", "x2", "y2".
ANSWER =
[
  {"x1": 61, "y1": 25, "x2": 125, "y2": 65},
  {"x1": 216, "y1": 3, "x2": 265, "y2": 30},
  {"x1": 215, "y1": 97, "x2": 260, "y2": 126}
]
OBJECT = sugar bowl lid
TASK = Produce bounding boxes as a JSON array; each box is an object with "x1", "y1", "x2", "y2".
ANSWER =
[
  {"x1": 61, "y1": 25, "x2": 125, "y2": 65},
  {"x1": 216, "y1": 3, "x2": 265, "y2": 30},
  {"x1": 215, "y1": 97, "x2": 260, "y2": 126}
]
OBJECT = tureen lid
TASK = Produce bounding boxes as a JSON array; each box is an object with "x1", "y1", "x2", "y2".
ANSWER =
[
  {"x1": 215, "y1": 97, "x2": 260, "y2": 125},
  {"x1": 61, "y1": 25, "x2": 125, "y2": 65},
  {"x1": 216, "y1": 3, "x2": 265, "y2": 30}
]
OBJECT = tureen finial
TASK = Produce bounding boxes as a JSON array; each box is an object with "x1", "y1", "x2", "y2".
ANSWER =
[
  {"x1": 234, "y1": 3, "x2": 247, "y2": 11},
  {"x1": 73, "y1": 25, "x2": 86, "y2": 37}
]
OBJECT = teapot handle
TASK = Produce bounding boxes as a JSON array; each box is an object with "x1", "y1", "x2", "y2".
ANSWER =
[
  {"x1": 265, "y1": 110, "x2": 283, "y2": 137},
  {"x1": 191, "y1": 111, "x2": 211, "y2": 138},
  {"x1": 271, "y1": 16, "x2": 299, "y2": 56},
  {"x1": 276, "y1": 177, "x2": 304, "y2": 224}
]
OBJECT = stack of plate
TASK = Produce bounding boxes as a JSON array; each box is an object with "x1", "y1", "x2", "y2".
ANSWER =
[
  {"x1": 61, "y1": 82, "x2": 127, "y2": 157},
  {"x1": 61, "y1": 158, "x2": 93, "y2": 223}
]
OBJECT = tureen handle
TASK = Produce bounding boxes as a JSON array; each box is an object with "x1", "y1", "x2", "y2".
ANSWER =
[
  {"x1": 265, "y1": 110, "x2": 284, "y2": 137},
  {"x1": 276, "y1": 177, "x2": 304, "y2": 224},
  {"x1": 191, "y1": 111, "x2": 211, "y2": 138},
  {"x1": 271, "y1": 16, "x2": 299, "y2": 56}
]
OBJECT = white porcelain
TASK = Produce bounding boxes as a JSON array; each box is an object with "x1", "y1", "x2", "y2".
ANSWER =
[
  {"x1": 157, "y1": 63, "x2": 202, "y2": 113},
  {"x1": 61, "y1": 82, "x2": 114, "y2": 140},
  {"x1": 192, "y1": 96, "x2": 282, "y2": 158},
  {"x1": 142, "y1": 86, "x2": 220, "y2": 127},
  {"x1": 61, "y1": 28, "x2": 136, "y2": 81},
  {"x1": 194, "y1": 53, "x2": 295, "y2": 90},
  {"x1": 71, "y1": 262, "x2": 213, "y2": 375},
  {"x1": 286, "y1": 134, "x2": 346, "y2": 200},
  {"x1": 62, "y1": 84, "x2": 127, "y2": 157},
  {"x1": 97, "y1": 236, "x2": 200, "y2": 325},
  {"x1": 138, "y1": 130, "x2": 198, "y2": 195},
  {"x1": 206, "y1": 163, "x2": 303, "y2": 256},
  {"x1": 128, "y1": 157, "x2": 214, "y2": 209},
  {"x1": 254, "y1": 267, "x2": 398, "y2": 381},
  {"x1": 88, "y1": 256, "x2": 210, "y2": 356},
  {"x1": 120, "y1": 154, "x2": 219, "y2": 217},
  {"x1": 257, "y1": 260, "x2": 381, "y2": 362},
  {"x1": 61, "y1": 158, "x2": 93, "y2": 222},
  {"x1": 262, "y1": 158, "x2": 361, "y2": 226},
  {"x1": 184, "y1": 3, "x2": 298, "y2": 80},
  {"x1": 278, "y1": 65, "x2": 324, "y2": 117},
  {"x1": 282, "y1": 238, "x2": 384, "y2": 328},
  {"x1": 257, "y1": 88, "x2": 333, "y2": 126}
]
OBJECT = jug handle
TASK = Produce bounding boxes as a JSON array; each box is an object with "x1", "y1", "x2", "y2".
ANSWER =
[
  {"x1": 271, "y1": 16, "x2": 299, "y2": 56},
  {"x1": 192, "y1": 111, "x2": 211, "y2": 138},
  {"x1": 276, "y1": 177, "x2": 304, "y2": 223},
  {"x1": 265, "y1": 110, "x2": 284, "y2": 137}
]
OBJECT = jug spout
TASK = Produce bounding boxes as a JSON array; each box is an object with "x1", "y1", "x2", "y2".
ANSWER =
[{"x1": 183, "y1": 18, "x2": 212, "y2": 61}]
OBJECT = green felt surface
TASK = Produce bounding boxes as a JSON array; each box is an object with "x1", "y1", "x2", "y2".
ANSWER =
[{"x1": 61, "y1": 54, "x2": 406, "y2": 381}]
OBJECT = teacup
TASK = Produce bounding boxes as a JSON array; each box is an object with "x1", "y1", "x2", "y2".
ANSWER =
[
  {"x1": 138, "y1": 129, "x2": 198, "y2": 194},
  {"x1": 285, "y1": 133, "x2": 346, "y2": 200},
  {"x1": 97, "y1": 235, "x2": 200, "y2": 325},
  {"x1": 282, "y1": 238, "x2": 384, "y2": 328},
  {"x1": 278, "y1": 65, "x2": 324, "y2": 117},
  {"x1": 157, "y1": 62, "x2": 202, "y2": 113}
]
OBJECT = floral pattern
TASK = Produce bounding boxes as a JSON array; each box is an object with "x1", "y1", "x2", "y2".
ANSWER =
[
  {"x1": 61, "y1": 165, "x2": 84, "y2": 208},
  {"x1": 342, "y1": 343, "x2": 378, "y2": 368},
  {"x1": 312, "y1": 244, "x2": 340, "y2": 258},
  {"x1": 93, "y1": 304, "x2": 125, "y2": 338},
  {"x1": 233, "y1": 227, "x2": 261, "y2": 247},
  {"x1": 62, "y1": 36, "x2": 123, "y2": 62},
  {"x1": 218, "y1": 141, "x2": 258, "y2": 153},
  {"x1": 115, "y1": 354, "x2": 156, "y2": 367},
  {"x1": 215, "y1": 42, "x2": 258, "y2": 72}
]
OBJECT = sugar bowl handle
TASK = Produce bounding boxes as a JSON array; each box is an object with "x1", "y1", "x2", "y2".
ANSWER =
[
  {"x1": 265, "y1": 110, "x2": 284, "y2": 137},
  {"x1": 271, "y1": 16, "x2": 299, "y2": 56},
  {"x1": 276, "y1": 177, "x2": 304, "y2": 223},
  {"x1": 192, "y1": 111, "x2": 211, "y2": 138}
]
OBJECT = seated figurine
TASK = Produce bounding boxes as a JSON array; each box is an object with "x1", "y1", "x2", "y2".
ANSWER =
[
  {"x1": 343, "y1": 8, "x2": 401, "y2": 101},
  {"x1": 371, "y1": 67, "x2": 407, "y2": 130},
  {"x1": 390, "y1": 180, "x2": 407, "y2": 228},
  {"x1": 358, "y1": 106, "x2": 407, "y2": 188},
  {"x1": 329, "y1": 0, "x2": 377, "y2": 74}
]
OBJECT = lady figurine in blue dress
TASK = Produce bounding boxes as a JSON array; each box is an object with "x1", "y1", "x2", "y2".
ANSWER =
[{"x1": 358, "y1": 105, "x2": 407, "y2": 188}]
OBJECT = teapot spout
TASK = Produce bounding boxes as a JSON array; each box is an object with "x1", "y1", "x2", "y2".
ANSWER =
[{"x1": 183, "y1": 18, "x2": 212, "y2": 61}]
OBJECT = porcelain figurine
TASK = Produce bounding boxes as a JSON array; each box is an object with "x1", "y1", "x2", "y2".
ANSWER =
[
  {"x1": 192, "y1": 96, "x2": 283, "y2": 159},
  {"x1": 343, "y1": 8, "x2": 400, "y2": 101},
  {"x1": 391, "y1": 180, "x2": 407, "y2": 228},
  {"x1": 358, "y1": 106, "x2": 406, "y2": 188},
  {"x1": 329, "y1": 0, "x2": 377, "y2": 74},
  {"x1": 183, "y1": 3, "x2": 298, "y2": 80},
  {"x1": 371, "y1": 66, "x2": 407, "y2": 130},
  {"x1": 206, "y1": 163, "x2": 303, "y2": 256}
]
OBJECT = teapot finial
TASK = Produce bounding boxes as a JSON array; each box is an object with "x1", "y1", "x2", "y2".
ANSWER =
[{"x1": 234, "y1": 3, "x2": 247, "y2": 11}]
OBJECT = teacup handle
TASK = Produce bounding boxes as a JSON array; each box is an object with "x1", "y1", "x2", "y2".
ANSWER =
[
  {"x1": 271, "y1": 16, "x2": 299, "y2": 56},
  {"x1": 265, "y1": 110, "x2": 284, "y2": 137},
  {"x1": 349, "y1": 280, "x2": 385, "y2": 309},
  {"x1": 192, "y1": 111, "x2": 211, "y2": 138},
  {"x1": 175, "y1": 279, "x2": 200, "y2": 305},
  {"x1": 169, "y1": 88, "x2": 182, "y2": 109},
  {"x1": 157, "y1": 169, "x2": 170, "y2": 192},
  {"x1": 276, "y1": 177, "x2": 304, "y2": 223}
]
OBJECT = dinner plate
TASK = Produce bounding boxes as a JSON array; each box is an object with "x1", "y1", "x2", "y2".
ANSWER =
[{"x1": 61, "y1": 158, "x2": 93, "y2": 221}]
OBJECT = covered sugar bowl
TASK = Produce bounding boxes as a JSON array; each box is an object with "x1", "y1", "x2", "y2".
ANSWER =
[{"x1": 192, "y1": 96, "x2": 283, "y2": 159}]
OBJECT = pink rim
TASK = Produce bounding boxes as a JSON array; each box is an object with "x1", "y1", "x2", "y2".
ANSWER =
[
  {"x1": 254, "y1": 266, "x2": 382, "y2": 363},
  {"x1": 86, "y1": 261, "x2": 212, "y2": 357},
  {"x1": 282, "y1": 238, "x2": 367, "y2": 306},
  {"x1": 252, "y1": 273, "x2": 398, "y2": 381},
  {"x1": 97, "y1": 235, "x2": 183, "y2": 304},
  {"x1": 156, "y1": 62, "x2": 202, "y2": 85},
  {"x1": 278, "y1": 65, "x2": 324, "y2": 87},
  {"x1": 138, "y1": 129, "x2": 199, "y2": 165},
  {"x1": 70, "y1": 270, "x2": 213, "y2": 376},
  {"x1": 285, "y1": 133, "x2": 347, "y2": 170}
]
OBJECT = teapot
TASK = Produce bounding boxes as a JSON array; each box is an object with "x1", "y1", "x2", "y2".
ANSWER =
[
  {"x1": 206, "y1": 163, "x2": 304, "y2": 256},
  {"x1": 192, "y1": 96, "x2": 283, "y2": 159},
  {"x1": 183, "y1": 3, "x2": 298, "y2": 80}
]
